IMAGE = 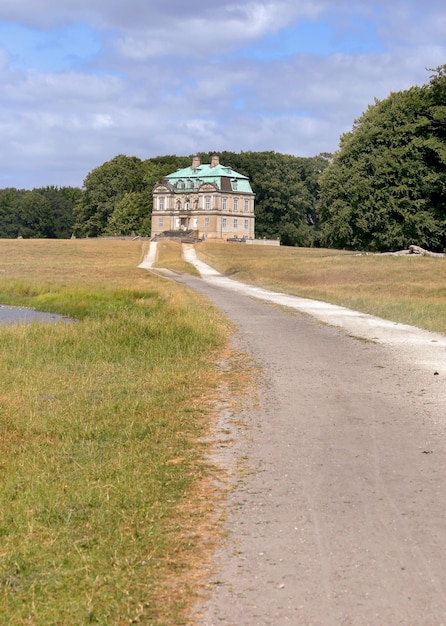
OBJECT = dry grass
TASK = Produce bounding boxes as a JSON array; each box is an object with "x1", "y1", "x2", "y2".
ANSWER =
[
  {"x1": 3, "y1": 236, "x2": 442, "y2": 623},
  {"x1": 0, "y1": 238, "x2": 241, "y2": 625},
  {"x1": 153, "y1": 241, "x2": 200, "y2": 276},
  {"x1": 197, "y1": 242, "x2": 446, "y2": 334}
]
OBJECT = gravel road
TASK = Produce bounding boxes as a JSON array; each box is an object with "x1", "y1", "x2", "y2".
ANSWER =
[{"x1": 145, "y1": 244, "x2": 446, "y2": 625}]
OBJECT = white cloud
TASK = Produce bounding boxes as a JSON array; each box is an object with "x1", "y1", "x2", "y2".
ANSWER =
[
  {"x1": 0, "y1": 0, "x2": 444, "y2": 188},
  {"x1": 113, "y1": 2, "x2": 319, "y2": 61}
]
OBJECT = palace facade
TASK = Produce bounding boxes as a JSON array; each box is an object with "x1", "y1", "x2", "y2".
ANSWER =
[{"x1": 151, "y1": 155, "x2": 255, "y2": 240}]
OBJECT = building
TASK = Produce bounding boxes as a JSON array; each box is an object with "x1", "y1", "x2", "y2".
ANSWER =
[{"x1": 151, "y1": 155, "x2": 255, "y2": 240}]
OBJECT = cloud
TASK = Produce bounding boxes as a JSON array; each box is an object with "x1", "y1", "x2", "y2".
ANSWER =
[
  {"x1": 0, "y1": 0, "x2": 444, "y2": 188},
  {"x1": 113, "y1": 2, "x2": 319, "y2": 61}
]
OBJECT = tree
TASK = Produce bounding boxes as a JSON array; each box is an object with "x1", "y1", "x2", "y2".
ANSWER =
[
  {"x1": 72, "y1": 151, "x2": 329, "y2": 243},
  {"x1": 0, "y1": 186, "x2": 80, "y2": 238},
  {"x1": 319, "y1": 67, "x2": 446, "y2": 252},
  {"x1": 17, "y1": 191, "x2": 54, "y2": 238},
  {"x1": 0, "y1": 188, "x2": 22, "y2": 237},
  {"x1": 38, "y1": 186, "x2": 81, "y2": 238},
  {"x1": 73, "y1": 155, "x2": 147, "y2": 237},
  {"x1": 104, "y1": 192, "x2": 151, "y2": 236},
  {"x1": 198, "y1": 150, "x2": 330, "y2": 246}
]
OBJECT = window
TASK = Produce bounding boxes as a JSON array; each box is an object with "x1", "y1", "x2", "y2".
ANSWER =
[
  {"x1": 205, "y1": 196, "x2": 211, "y2": 210},
  {"x1": 233, "y1": 219, "x2": 238, "y2": 228},
  {"x1": 244, "y1": 220, "x2": 249, "y2": 230},
  {"x1": 177, "y1": 180, "x2": 185, "y2": 189},
  {"x1": 222, "y1": 198, "x2": 227, "y2": 211},
  {"x1": 185, "y1": 201, "x2": 190, "y2": 211},
  {"x1": 232, "y1": 179, "x2": 238, "y2": 190},
  {"x1": 222, "y1": 218, "x2": 227, "y2": 228},
  {"x1": 159, "y1": 197, "x2": 165, "y2": 211},
  {"x1": 187, "y1": 179, "x2": 194, "y2": 189},
  {"x1": 193, "y1": 218, "x2": 198, "y2": 227},
  {"x1": 159, "y1": 218, "x2": 164, "y2": 227},
  {"x1": 244, "y1": 200, "x2": 249, "y2": 212},
  {"x1": 233, "y1": 199, "x2": 238, "y2": 212},
  {"x1": 204, "y1": 218, "x2": 209, "y2": 227}
]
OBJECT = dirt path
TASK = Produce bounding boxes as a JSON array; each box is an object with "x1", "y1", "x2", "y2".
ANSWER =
[{"x1": 144, "y1": 245, "x2": 446, "y2": 625}]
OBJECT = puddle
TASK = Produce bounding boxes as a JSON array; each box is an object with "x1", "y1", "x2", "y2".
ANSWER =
[{"x1": 0, "y1": 305, "x2": 74, "y2": 325}]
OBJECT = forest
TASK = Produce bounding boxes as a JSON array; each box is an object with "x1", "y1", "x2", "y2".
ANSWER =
[
  {"x1": 0, "y1": 66, "x2": 444, "y2": 251},
  {"x1": 0, "y1": 186, "x2": 81, "y2": 239}
]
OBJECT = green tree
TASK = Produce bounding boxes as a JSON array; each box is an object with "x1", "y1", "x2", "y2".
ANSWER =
[
  {"x1": 319, "y1": 67, "x2": 446, "y2": 252},
  {"x1": 199, "y1": 150, "x2": 329, "y2": 246},
  {"x1": 104, "y1": 192, "x2": 151, "y2": 235},
  {"x1": 38, "y1": 186, "x2": 81, "y2": 238},
  {"x1": 0, "y1": 186, "x2": 80, "y2": 238},
  {"x1": 0, "y1": 188, "x2": 22, "y2": 237},
  {"x1": 73, "y1": 155, "x2": 147, "y2": 237},
  {"x1": 73, "y1": 151, "x2": 329, "y2": 244},
  {"x1": 17, "y1": 191, "x2": 54, "y2": 238}
]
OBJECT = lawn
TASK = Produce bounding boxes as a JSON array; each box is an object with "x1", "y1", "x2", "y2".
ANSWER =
[
  {"x1": 196, "y1": 242, "x2": 446, "y2": 335},
  {"x1": 1, "y1": 237, "x2": 444, "y2": 624},
  {"x1": 0, "y1": 239, "x2": 240, "y2": 625}
]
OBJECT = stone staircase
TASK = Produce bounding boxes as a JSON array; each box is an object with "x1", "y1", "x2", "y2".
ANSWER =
[{"x1": 152, "y1": 230, "x2": 200, "y2": 243}]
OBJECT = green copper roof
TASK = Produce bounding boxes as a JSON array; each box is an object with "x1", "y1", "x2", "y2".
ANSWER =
[{"x1": 163, "y1": 161, "x2": 253, "y2": 194}]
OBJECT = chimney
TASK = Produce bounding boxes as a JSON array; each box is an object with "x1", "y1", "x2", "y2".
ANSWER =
[
  {"x1": 192, "y1": 156, "x2": 200, "y2": 168},
  {"x1": 211, "y1": 155, "x2": 220, "y2": 167}
]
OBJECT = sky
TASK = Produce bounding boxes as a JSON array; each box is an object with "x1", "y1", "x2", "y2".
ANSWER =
[{"x1": 0, "y1": 0, "x2": 445, "y2": 189}]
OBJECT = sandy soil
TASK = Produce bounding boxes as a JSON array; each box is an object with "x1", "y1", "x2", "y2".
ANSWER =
[{"x1": 144, "y1": 244, "x2": 446, "y2": 625}]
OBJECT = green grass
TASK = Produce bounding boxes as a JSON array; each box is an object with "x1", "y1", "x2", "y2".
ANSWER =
[
  {"x1": 0, "y1": 239, "x2": 232, "y2": 625},
  {"x1": 3, "y1": 237, "x2": 443, "y2": 623},
  {"x1": 196, "y1": 242, "x2": 446, "y2": 334}
]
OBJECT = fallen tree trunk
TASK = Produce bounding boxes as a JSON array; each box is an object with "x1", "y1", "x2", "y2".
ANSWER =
[
  {"x1": 408, "y1": 245, "x2": 445, "y2": 257},
  {"x1": 382, "y1": 245, "x2": 445, "y2": 257}
]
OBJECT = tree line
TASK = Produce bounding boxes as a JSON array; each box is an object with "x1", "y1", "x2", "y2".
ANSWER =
[
  {"x1": 71, "y1": 151, "x2": 331, "y2": 247},
  {"x1": 0, "y1": 186, "x2": 81, "y2": 239},
  {"x1": 0, "y1": 66, "x2": 444, "y2": 251}
]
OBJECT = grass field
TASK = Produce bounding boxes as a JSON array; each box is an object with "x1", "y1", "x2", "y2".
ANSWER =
[
  {"x1": 1, "y1": 237, "x2": 444, "y2": 624},
  {"x1": 197, "y1": 242, "x2": 446, "y2": 335},
  {"x1": 0, "y1": 239, "x2": 241, "y2": 625}
]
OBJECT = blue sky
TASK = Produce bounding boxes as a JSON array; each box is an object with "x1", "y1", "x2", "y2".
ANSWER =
[{"x1": 0, "y1": 0, "x2": 444, "y2": 188}]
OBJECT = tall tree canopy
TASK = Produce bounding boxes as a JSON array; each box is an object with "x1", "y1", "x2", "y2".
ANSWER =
[
  {"x1": 72, "y1": 154, "x2": 190, "y2": 237},
  {"x1": 318, "y1": 66, "x2": 446, "y2": 252},
  {"x1": 72, "y1": 155, "x2": 148, "y2": 237},
  {"x1": 197, "y1": 150, "x2": 330, "y2": 246},
  {"x1": 0, "y1": 186, "x2": 80, "y2": 238},
  {"x1": 71, "y1": 151, "x2": 328, "y2": 244}
]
